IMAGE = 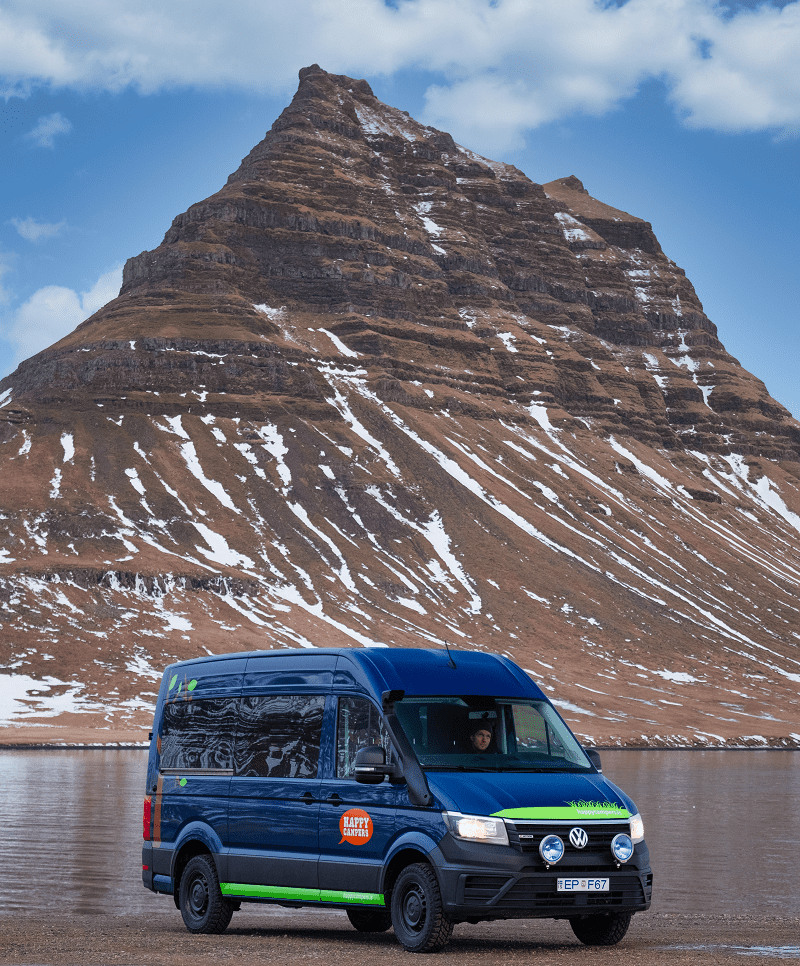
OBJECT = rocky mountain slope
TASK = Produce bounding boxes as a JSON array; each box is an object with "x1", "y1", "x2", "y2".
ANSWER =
[{"x1": 1, "y1": 65, "x2": 799, "y2": 747}]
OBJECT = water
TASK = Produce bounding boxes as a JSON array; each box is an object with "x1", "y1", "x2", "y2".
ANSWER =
[
  {"x1": 602, "y1": 749, "x2": 800, "y2": 916},
  {"x1": 0, "y1": 748, "x2": 798, "y2": 916}
]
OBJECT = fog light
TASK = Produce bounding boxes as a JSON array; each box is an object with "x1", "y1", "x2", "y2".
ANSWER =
[
  {"x1": 611, "y1": 832, "x2": 634, "y2": 863},
  {"x1": 539, "y1": 834, "x2": 565, "y2": 865}
]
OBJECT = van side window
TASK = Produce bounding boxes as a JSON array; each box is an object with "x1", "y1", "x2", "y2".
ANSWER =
[
  {"x1": 160, "y1": 696, "x2": 237, "y2": 770},
  {"x1": 336, "y1": 697, "x2": 393, "y2": 778},
  {"x1": 235, "y1": 694, "x2": 325, "y2": 778}
]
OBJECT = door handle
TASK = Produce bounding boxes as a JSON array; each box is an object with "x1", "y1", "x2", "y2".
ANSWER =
[
  {"x1": 326, "y1": 793, "x2": 343, "y2": 806},
  {"x1": 300, "y1": 791, "x2": 315, "y2": 804}
]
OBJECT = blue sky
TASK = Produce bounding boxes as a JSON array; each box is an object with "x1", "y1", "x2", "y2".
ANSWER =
[{"x1": 1, "y1": 0, "x2": 799, "y2": 416}]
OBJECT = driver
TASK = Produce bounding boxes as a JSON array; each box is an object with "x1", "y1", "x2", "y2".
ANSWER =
[{"x1": 468, "y1": 721, "x2": 495, "y2": 753}]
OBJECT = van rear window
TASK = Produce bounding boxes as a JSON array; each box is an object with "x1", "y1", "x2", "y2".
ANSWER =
[{"x1": 160, "y1": 697, "x2": 237, "y2": 770}]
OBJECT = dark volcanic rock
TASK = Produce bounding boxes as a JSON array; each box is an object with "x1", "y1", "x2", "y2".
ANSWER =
[{"x1": 1, "y1": 66, "x2": 799, "y2": 747}]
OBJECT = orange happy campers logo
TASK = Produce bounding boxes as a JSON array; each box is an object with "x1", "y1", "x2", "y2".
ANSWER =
[{"x1": 339, "y1": 808, "x2": 373, "y2": 845}]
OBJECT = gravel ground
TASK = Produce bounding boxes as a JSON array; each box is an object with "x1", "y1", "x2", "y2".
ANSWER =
[{"x1": 1, "y1": 911, "x2": 798, "y2": 965}]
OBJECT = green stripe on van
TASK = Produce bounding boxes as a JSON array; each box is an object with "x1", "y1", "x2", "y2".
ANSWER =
[
  {"x1": 492, "y1": 805, "x2": 630, "y2": 821},
  {"x1": 220, "y1": 883, "x2": 384, "y2": 906}
]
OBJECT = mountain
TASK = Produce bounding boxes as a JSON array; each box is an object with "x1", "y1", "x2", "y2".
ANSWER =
[{"x1": 1, "y1": 64, "x2": 799, "y2": 748}]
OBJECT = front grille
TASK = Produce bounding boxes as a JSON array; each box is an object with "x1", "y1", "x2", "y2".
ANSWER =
[
  {"x1": 507, "y1": 822, "x2": 631, "y2": 866},
  {"x1": 507, "y1": 873, "x2": 646, "y2": 908},
  {"x1": 461, "y1": 872, "x2": 647, "y2": 910}
]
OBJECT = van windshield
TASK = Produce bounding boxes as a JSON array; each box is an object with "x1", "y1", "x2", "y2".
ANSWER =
[{"x1": 394, "y1": 696, "x2": 592, "y2": 772}]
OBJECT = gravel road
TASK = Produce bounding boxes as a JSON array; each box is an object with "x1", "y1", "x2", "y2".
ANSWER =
[{"x1": 1, "y1": 911, "x2": 798, "y2": 965}]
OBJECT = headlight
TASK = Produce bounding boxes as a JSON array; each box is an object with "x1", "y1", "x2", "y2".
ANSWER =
[
  {"x1": 443, "y1": 811, "x2": 509, "y2": 846},
  {"x1": 611, "y1": 833, "x2": 634, "y2": 863},
  {"x1": 539, "y1": 834, "x2": 565, "y2": 865},
  {"x1": 629, "y1": 812, "x2": 644, "y2": 843}
]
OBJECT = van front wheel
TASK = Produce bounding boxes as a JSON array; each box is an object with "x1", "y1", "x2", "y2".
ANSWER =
[
  {"x1": 179, "y1": 854, "x2": 234, "y2": 934},
  {"x1": 569, "y1": 912, "x2": 632, "y2": 946},
  {"x1": 390, "y1": 863, "x2": 453, "y2": 952},
  {"x1": 346, "y1": 907, "x2": 393, "y2": 932}
]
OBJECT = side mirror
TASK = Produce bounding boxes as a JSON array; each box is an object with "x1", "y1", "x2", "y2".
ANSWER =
[
  {"x1": 354, "y1": 745, "x2": 396, "y2": 784},
  {"x1": 586, "y1": 748, "x2": 602, "y2": 772}
]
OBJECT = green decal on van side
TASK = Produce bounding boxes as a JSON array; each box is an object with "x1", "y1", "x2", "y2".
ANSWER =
[
  {"x1": 493, "y1": 802, "x2": 630, "y2": 821},
  {"x1": 220, "y1": 884, "x2": 384, "y2": 906},
  {"x1": 320, "y1": 889, "x2": 384, "y2": 906}
]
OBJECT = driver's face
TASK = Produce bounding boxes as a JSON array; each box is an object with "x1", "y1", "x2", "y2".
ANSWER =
[{"x1": 471, "y1": 729, "x2": 492, "y2": 751}]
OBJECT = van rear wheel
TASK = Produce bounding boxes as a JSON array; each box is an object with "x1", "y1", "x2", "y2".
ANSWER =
[
  {"x1": 346, "y1": 907, "x2": 393, "y2": 932},
  {"x1": 569, "y1": 912, "x2": 632, "y2": 946},
  {"x1": 179, "y1": 854, "x2": 234, "y2": 934},
  {"x1": 390, "y1": 863, "x2": 453, "y2": 952}
]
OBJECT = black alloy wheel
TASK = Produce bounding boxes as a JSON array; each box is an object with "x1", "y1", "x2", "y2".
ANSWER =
[
  {"x1": 179, "y1": 854, "x2": 235, "y2": 934},
  {"x1": 569, "y1": 911, "x2": 632, "y2": 946},
  {"x1": 390, "y1": 863, "x2": 453, "y2": 953},
  {"x1": 346, "y1": 906, "x2": 393, "y2": 932}
]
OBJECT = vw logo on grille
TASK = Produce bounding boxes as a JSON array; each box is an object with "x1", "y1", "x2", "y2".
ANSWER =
[{"x1": 569, "y1": 827, "x2": 588, "y2": 849}]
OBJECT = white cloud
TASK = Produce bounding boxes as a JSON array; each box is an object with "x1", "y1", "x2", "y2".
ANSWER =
[
  {"x1": 9, "y1": 217, "x2": 66, "y2": 242},
  {"x1": 24, "y1": 111, "x2": 72, "y2": 148},
  {"x1": 0, "y1": 1, "x2": 798, "y2": 149},
  {"x1": 5, "y1": 265, "x2": 122, "y2": 365}
]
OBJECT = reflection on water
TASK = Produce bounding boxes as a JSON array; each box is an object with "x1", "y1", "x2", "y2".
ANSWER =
[{"x1": 0, "y1": 748, "x2": 798, "y2": 916}]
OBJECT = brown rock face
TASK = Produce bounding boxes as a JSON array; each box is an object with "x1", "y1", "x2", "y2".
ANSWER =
[{"x1": 1, "y1": 64, "x2": 799, "y2": 747}]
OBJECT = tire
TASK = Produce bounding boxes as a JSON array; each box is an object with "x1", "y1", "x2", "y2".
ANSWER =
[
  {"x1": 569, "y1": 912, "x2": 632, "y2": 946},
  {"x1": 390, "y1": 863, "x2": 453, "y2": 953},
  {"x1": 179, "y1": 854, "x2": 234, "y2": 934},
  {"x1": 346, "y1": 906, "x2": 393, "y2": 933}
]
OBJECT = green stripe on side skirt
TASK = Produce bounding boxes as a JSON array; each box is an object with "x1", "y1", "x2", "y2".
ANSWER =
[{"x1": 221, "y1": 883, "x2": 385, "y2": 906}]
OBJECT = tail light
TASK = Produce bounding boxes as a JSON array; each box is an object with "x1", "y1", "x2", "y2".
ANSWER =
[{"x1": 143, "y1": 795, "x2": 152, "y2": 840}]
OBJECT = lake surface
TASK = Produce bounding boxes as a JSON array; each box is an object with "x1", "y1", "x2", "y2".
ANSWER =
[{"x1": 0, "y1": 748, "x2": 798, "y2": 916}]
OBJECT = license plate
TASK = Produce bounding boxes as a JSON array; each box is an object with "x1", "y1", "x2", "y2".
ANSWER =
[{"x1": 557, "y1": 878, "x2": 609, "y2": 892}]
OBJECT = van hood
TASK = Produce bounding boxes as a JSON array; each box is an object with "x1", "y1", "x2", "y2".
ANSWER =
[{"x1": 425, "y1": 770, "x2": 636, "y2": 820}]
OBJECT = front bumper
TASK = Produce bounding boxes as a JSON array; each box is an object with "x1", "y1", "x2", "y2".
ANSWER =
[{"x1": 434, "y1": 832, "x2": 652, "y2": 922}]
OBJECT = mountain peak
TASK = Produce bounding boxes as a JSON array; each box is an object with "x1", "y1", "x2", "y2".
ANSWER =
[{"x1": 297, "y1": 63, "x2": 375, "y2": 99}]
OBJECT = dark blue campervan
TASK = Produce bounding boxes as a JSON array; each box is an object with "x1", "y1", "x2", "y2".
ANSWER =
[{"x1": 142, "y1": 648, "x2": 652, "y2": 951}]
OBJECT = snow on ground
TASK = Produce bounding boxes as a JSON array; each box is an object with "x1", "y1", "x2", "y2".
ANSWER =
[
  {"x1": 497, "y1": 332, "x2": 518, "y2": 353},
  {"x1": 125, "y1": 468, "x2": 146, "y2": 496},
  {"x1": 608, "y1": 437, "x2": 673, "y2": 491},
  {"x1": 61, "y1": 433, "x2": 74, "y2": 463},
  {"x1": 192, "y1": 521, "x2": 255, "y2": 570},
  {"x1": 354, "y1": 101, "x2": 418, "y2": 142},
  {"x1": 49, "y1": 468, "x2": 61, "y2": 499},
  {"x1": 321, "y1": 329, "x2": 359, "y2": 358},
  {"x1": 0, "y1": 673, "x2": 104, "y2": 724},
  {"x1": 554, "y1": 211, "x2": 593, "y2": 244},
  {"x1": 180, "y1": 439, "x2": 240, "y2": 513},
  {"x1": 257, "y1": 424, "x2": 292, "y2": 490},
  {"x1": 413, "y1": 201, "x2": 444, "y2": 238},
  {"x1": 253, "y1": 303, "x2": 285, "y2": 319},
  {"x1": 751, "y1": 474, "x2": 800, "y2": 535},
  {"x1": 322, "y1": 376, "x2": 400, "y2": 477},
  {"x1": 125, "y1": 650, "x2": 164, "y2": 680}
]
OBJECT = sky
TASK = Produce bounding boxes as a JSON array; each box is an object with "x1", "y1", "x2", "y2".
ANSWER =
[{"x1": 1, "y1": 0, "x2": 799, "y2": 417}]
